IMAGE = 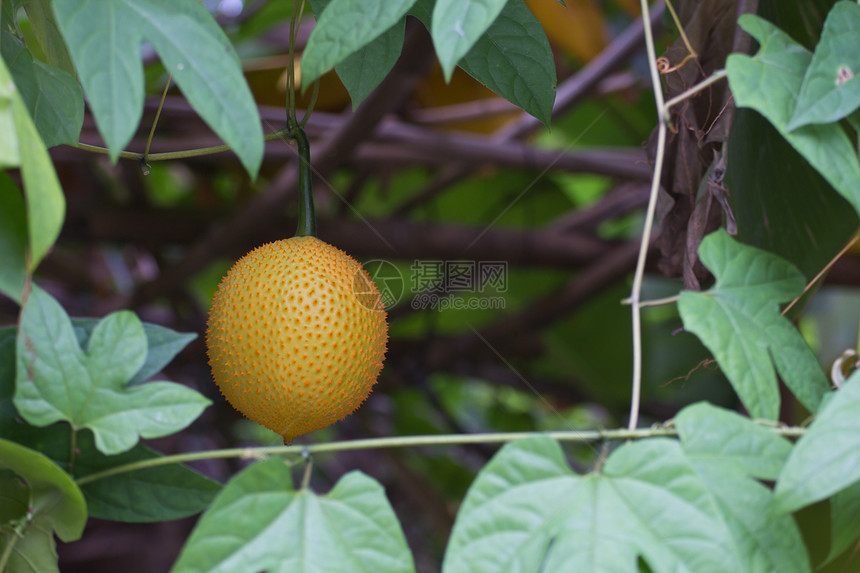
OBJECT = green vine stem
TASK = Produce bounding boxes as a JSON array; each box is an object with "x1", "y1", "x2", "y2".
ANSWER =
[
  {"x1": 73, "y1": 426, "x2": 807, "y2": 487},
  {"x1": 74, "y1": 129, "x2": 288, "y2": 162},
  {"x1": 292, "y1": 126, "x2": 316, "y2": 237},
  {"x1": 0, "y1": 531, "x2": 19, "y2": 572}
]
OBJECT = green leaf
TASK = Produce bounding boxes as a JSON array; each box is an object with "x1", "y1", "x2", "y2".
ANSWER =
[
  {"x1": 51, "y1": 0, "x2": 263, "y2": 177},
  {"x1": 726, "y1": 107, "x2": 858, "y2": 282},
  {"x1": 0, "y1": 469, "x2": 29, "y2": 525},
  {"x1": 301, "y1": 0, "x2": 416, "y2": 90},
  {"x1": 443, "y1": 436, "x2": 741, "y2": 572},
  {"x1": 0, "y1": 174, "x2": 28, "y2": 303},
  {"x1": 171, "y1": 458, "x2": 416, "y2": 573},
  {"x1": 0, "y1": 438, "x2": 86, "y2": 542},
  {"x1": 0, "y1": 31, "x2": 83, "y2": 147},
  {"x1": 73, "y1": 433, "x2": 221, "y2": 523},
  {"x1": 0, "y1": 53, "x2": 65, "y2": 270},
  {"x1": 1, "y1": 515, "x2": 60, "y2": 573},
  {"x1": 774, "y1": 371, "x2": 860, "y2": 513},
  {"x1": 678, "y1": 229, "x2": 829, "y2": 419},
  {"x1": 305, "y1": 0, "x2": 405, "y2": 109},
  {"x1": 431, "y1": 0, "x2": 507, "y2": 81},
  {"x1": 676, "y1": 403, "x2": 810, "y2": 572},
  {"x1": 0, "y1": 85, "x2": 19, "y2": 169},
  {"x1": 14, "y1": 286, "x2": 210, "y2": 455},
  {"x1": 70, "y1": 318, "x2": 197, "y2": 387},
  {"x1": 727, "y1": 15, "x2": 860, "y2": 215},
  {"x1": 675, "y1": 401, "x2": 793, "y2": 480},
  {"x1": 412, "y1": 0, "x2": 556, "y2": 126},
  {"x1": 23, "y1": 0, "x2": 77, "y2": 77},
  {"x1": 788, "y1": 1, "x2": 860, "y2": 130},
  {"x1": 825, "y1": 479, "x2": 860, "y2": 565}
]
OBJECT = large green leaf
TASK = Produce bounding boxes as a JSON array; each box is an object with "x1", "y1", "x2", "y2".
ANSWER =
[
  {"x1": 0, "y1": 52, "x2": 65, "y2": 270},
  {"x1": 774, "y1": 371, "x2": 860, "y2": 513},
  {"x1": 431, "y1": 0, "x2": 507, "y2": 81},
  {"x1": 14, "y1": 286, "x2": 210, "y2": 455},
  {"x1": 0, "y1": 438, "x2": 86, "y2": 542},
  {"x1": 301, "y1": 0, "x2": 416, "y2": 90},
  {"x1": 443, "y1": 436, "x2": 741, "y2": 572},
  {"x1": 0, "y1": 174, "x2": 27, "y2": 303},
  {"x1": 51, "y1": 0, "x2": 263, "y2": 177},
  {"x1": 788, "y1": 1, "x2": 860, "y2": 130},
  {"x1": 0, "y1": 30, "x2": 83, "y2": 147},
  {"x1": 171, "y1": 458, "x2": 416, "y2": 573},
  {"x1": 726, "y1": 15, "x2": 860, "y2": 215},
  {"x1": 678, "y1": 230, "x2": 829, "y2": 419},
  {"x1": 411, "y1": 0, "x2": 556, "y2": 126},
  {"x1": 307, "y1": 0, "x2": 405, "y2": 109},
  {"x1": 676, "y1": 403, "x2": 810, "y2": 572},
  {"x1": 675, "y1": 402, "x2": 792, "y2": 480}
]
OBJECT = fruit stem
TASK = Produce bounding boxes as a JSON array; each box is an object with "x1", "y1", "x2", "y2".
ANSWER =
[{"x1": 292, "y1": 126, "x2": 317, "y2": 238}]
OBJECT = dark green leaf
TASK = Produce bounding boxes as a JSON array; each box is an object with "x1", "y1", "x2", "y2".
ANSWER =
[
  {"x1": 1, "y1": 22, "x2": 83, "y2": 146},
  {"x1": 52, "y1": 0, "x2": 263, "y2": 177},
  {"x1": 726, "y1": 107, "x2": 858, "y2": 282},
  {"x1": 0, "y1": 438, "x2": 86, "y2": 542},
  {"x1": 675, "y1": 402, "x2": 792, "y2": 480},
  {"x1": 443, "y1": 436, "x2": 741, "y2": 572},
  {"x1": 23, "y1": 0, "x2": 77, "y2": 77},
  {"x1": 301, "y1": 0, "x2": 416, "y2": 89},
  {"x1": 73, "y1": 432, "x2": 221, "y2": 523},
  {"x1": 412, "y1": 0, "x2": 556, "y2": 126},
  {"x1": 0, "y1": 469, "x2": 29, "y2": 525},
  {"x1": 14, "y1": 286, "x2": 210, "y2": 455},
  {"x1": 774, "y1": 371, "x2": 860, "y2": 513},
  {"x1": 825, "y1": 479, "x2": 860, "y2": 564},
  {"x1": 431, "y1": 0, "x2": 507, "y2": 81},
  {"x1": 306, "y1": 0, "x2": 405, "y2": 109},
  {"x1": 171, "y1": 458, "x2": 416, "y2": 573},
  {"x1": 678, "y1": 230, "x2": 829, "y2": 419},
  {"x1": 0, "y1": 174, "x2": 27, "y2": 303},
  {"x1": 726, "y1": 15, "x2": 860, "y2": 215},
  {"x1": 789, "y1": 1, "x2": 860, "y2": 129}
]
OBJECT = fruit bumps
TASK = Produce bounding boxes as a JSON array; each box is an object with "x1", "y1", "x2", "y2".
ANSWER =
[{"x1": 206, "y1": 236, "x2": 388, "y2": 442}]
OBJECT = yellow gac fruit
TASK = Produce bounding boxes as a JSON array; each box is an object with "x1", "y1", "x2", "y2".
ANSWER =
[{"x1": 205, "y1": 236, "x2": 388, "y2": 442}]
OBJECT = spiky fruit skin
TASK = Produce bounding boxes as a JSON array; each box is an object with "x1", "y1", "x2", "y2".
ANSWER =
[{"x1": 206, "y1": 236, "x2": 387, "y2": 442}]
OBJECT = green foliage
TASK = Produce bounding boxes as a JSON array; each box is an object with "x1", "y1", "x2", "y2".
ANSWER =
[
  {"x1": 302, "y1": 0, "x2": 414, "y2": 97},
  {"x1": 51, "y1": 0, "x2": 264, "y2": 177},
  {"x1": 0, "y1": 439, "x2": 86, "y2": 573},
  {"x1": 727, "y1": 14, "x2": 860, "y2": 215},
  {"x1": 679, "y1": 230, "x2": 829, "y2": 419},
  {"x1": 774, "y1": 372, "x2": 860, "y2": 513},
  {"x1": 14, "y1": 287, "x2": 210, "y2": 455},
  {"x1": 789, "y1": 1, "x2": 860, "y2": 129},
  {"x1": 0, "y1": 52, "x2": 64, "y2": 278},
  {"x1": 429, "y1": 0, "x2": 508, "y2": 82},
  {"x1": 172, "y1": 458, "x2": 416, "y2": 573},
  {"x1": 2, "y1": 1, "x2": 860, "y2": 571}
]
